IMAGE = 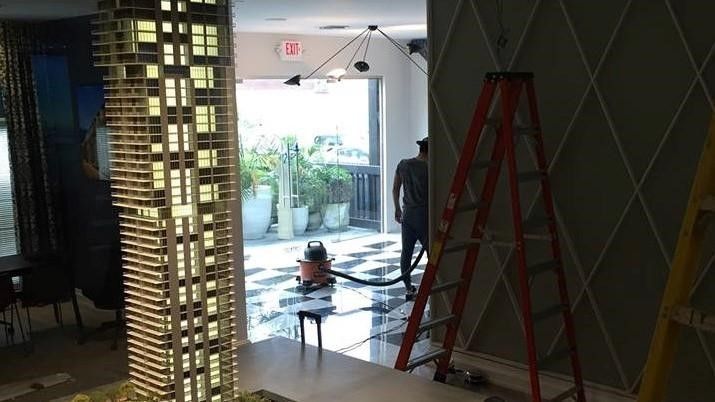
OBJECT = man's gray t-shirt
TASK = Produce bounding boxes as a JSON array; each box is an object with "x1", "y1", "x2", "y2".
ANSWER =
[{"x1": 397, "y1": 158, "x2": 428, "y2": 209}]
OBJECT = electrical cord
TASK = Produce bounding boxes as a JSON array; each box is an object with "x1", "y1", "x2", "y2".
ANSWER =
[
  {"x1": 335, "y1": 318, "x2": 409, "y2": 354},
  {"x1": 335, "y1": 284, "x2": 396, "y2": 316},
  {"x1": 322, "y1": 247, "x2": 427, "y2": 287}
]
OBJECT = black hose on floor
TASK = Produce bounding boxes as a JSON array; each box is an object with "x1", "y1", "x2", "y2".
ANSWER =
[{"x1": 321, "y1": 247, "x2": 426, "y2": 287}]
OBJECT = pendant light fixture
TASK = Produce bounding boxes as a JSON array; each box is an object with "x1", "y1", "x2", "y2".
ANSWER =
[{"x1": 284, "y1": 25, "x2": 427, "y2": 86}]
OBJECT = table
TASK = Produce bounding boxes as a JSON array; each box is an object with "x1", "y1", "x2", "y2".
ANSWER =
[
  {"x1": 0, "y1": 255, "x2": 34, "y2": 279},
  {"x1": 237, "y1": 337, "x2": 489, "y2": 402}
]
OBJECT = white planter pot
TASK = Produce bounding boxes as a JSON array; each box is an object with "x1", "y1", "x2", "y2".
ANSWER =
[
  {"x1": 323, "y1": 202, "x2": 350, "y2": 232},
  {"x1": 292, "y1": 206, "x2": 309, "y2": 236},
  {"x1": 307, "y1": 211, "x2": 322, "y2": 231},
  {"x1": 242, "y1": 185, "x2": 272, "y2": 240}
]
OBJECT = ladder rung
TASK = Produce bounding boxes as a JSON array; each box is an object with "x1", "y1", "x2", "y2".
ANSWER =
[
  {"x1": 670, "y1": 306, "x2": 715, "y2": 333},
  {"x1": 491, "y1": 230, "x2": 551, "y2": 241},
  {"x1": 473, "y1": 237, "x2": 515, "y2": 247},
  {"x1": 548, "y1": 385, "x2": 580, "y2": 402},
  {"x1": 538, "y1": 348, "x2": 573, "y2": 369},
  {"x1": 485, "y1": 118, "x2": 501, "y2": 126},
  {"x1": 455, "y1": 200, "x2": 488, "y2": 213},
  {"x1": 473, "y1": 160, "x2": 497, "y2": 170},
  {"x1": 702, "y1": 195, "x2": 715, "y2": 212},
  {"x1": 533, "y1": 304, "x2": 567, "y2": 322},
  {"x1": 484, "y1": 118, "x2": 538, "y2": 135},
  {"x1": 518, "y1": 170, "x2": 545, "y2": 182},
  {"x1": 528, "y1": 260, "x2": 559, "y2": 277},
  {"x1": 419, "y1": 314, "x2": 457, "y2": 333},
  {"x1": 523, "y1": 215, "x2": 553, "y2": 230},
  {"x1": 523, "y1": 233, "x2": 552, "y2": 241},
  {"x1": 443, "y1": 243, "x2": 470, "y2": 254},
  {"x1": 430, "y1": 280, "x2": 463, "y2": 295},
  {"x1": 405, "y1": 348, "x2": 449, "y2": 371}
]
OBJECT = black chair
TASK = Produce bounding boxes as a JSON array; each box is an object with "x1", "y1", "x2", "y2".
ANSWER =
[
  {"x1": 19, "y1": 254, "x2": 78, "y2": 334},
  {"x1": 0, "y1": 277, "x2": 26, "y2": 346}
]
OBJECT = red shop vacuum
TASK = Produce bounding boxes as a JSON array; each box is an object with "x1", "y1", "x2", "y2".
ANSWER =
[{"x1": 296, "y1": 241, "x2": 337, "y2": 289}]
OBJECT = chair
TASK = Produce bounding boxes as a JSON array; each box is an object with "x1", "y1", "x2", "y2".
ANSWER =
[
  {"x1": 18, "y1": 254, "x2": 77, "y2": 334},
  {"x1": 0, "y1": 277, "x2": 26, "y2": 346}
]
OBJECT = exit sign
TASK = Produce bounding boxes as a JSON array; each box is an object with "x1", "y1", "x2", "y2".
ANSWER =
[{"x1": 279, "y1": 40, "x2": 303, "y2": 61}]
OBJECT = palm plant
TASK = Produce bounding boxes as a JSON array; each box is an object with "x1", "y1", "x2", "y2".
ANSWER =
[{"x1": 239, "y1": 141, "x2": 278, "y2": 200}]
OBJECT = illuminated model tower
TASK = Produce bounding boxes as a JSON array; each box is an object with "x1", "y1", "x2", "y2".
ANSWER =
[{"x1": 94, "y1": 0, "x2": 240, "y2": 400}]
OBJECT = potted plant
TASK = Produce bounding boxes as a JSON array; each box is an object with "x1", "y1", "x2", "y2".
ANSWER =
[
  {"x1": 240, "y1": 142, "x2": 278, "y2": 240},
  {"x1": 297, "y1": 145, "x2": 325, "y2": 231},
  {"x1": 315, "y1": 164, "x2": 353, "y2": 231}
]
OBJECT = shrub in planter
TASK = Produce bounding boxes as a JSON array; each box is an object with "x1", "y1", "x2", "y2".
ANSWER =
[
  {"x1": 240, "y1": 143, "x2": 278, "y2": 239},
  {"x1": 314, "y1": 165, "x2": 353, "y2": 231}
]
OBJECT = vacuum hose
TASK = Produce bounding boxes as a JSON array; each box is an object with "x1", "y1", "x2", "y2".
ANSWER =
[{"x1": 321, "y1": 247, "x2": 426, "y2": 287}]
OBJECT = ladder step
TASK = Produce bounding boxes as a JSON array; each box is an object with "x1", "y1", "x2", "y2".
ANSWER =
[
  {"x1": 484, "y1": 118, "x2": 538, "y2": 135},
  {"x1": 473, "y1": 160, "x2": 497, "y2": 170},
  {"x1": 702, "y1": 195, "x2": 715, "y2": 212},
  {"x1": 533, "y1": 304, "x2": 567, "y2": 322},
  {"x1": 419, "y1": 314, "x2": 457, "y2": 333},
  {"x1": 473, "y1": 237, "x2": 515, "y2": 247},
  {"x1": 443, "y1": 242, "x2": 472, "y2": 254},
  {"x1": 491, "y1": 230, "x2": 551, "y2": 241},
  {"x1": 517, "y1": 170, "x2": 544, "y2": 182},
  {"x1": 528, "y1": 260, "x2": 559, "y2": 277},
  {"x1": 430, "y1": 280, "x2": 463, "y2": 295},
  {"x1": 548, "y1": 385, "x2": 580, "y2": 402},
  {"x1": 523, "y1": 233, "x2": 553, "y2": 241},
  {"x1": 523, "y1": 215, "x2": 553, "y2": 231},
  {"x1": 538, "y1": 348, "x2": 573, "y2": 369},
  {"x1": 670, "y1": 306, "x2": 715, "y2": 333},
  {"x1": 455, "y1": 200, "x2": 488, "y2": 213},
  {"x1": 405, "y1": 348, "x2": 449, "y2": 371}
]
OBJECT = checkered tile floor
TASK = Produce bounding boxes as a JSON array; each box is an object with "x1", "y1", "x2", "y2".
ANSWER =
[{"x1": 243, "y1": 233, "x2": 432, "y2": 366}]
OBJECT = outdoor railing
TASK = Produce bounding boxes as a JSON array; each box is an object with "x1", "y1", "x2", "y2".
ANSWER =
[{"x1": 342, "y1": 163, "x2": 381, "y2": 231}]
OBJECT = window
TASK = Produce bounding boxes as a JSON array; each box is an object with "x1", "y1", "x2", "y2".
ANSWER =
[{"x1": 0, "y1": 119, "x2": 16, "y2": 256}]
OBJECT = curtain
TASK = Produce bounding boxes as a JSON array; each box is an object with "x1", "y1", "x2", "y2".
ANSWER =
[{"x1": 0, "y1": 22, "x2": 59, "y2": 257}]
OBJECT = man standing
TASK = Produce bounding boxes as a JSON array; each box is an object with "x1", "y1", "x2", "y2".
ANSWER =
[{"x1": 393, "y1": 137, "x2": 428, "y2": 299}]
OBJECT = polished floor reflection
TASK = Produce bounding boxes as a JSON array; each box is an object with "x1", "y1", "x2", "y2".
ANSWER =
[{"x1": 244, "y1": 233, "x2": 433, "y2": 367}]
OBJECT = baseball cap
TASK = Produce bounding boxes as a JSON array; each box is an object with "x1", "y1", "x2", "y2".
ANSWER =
[{"x1": 416, "y1": 137, "x2": 428, "y2": 145}]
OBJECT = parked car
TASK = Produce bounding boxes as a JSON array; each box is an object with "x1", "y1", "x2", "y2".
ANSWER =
[{"x1": 313, "y1": 134, "x2": 343, "y2": 148}]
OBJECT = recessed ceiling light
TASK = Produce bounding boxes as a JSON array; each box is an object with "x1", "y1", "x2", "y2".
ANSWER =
[
  {"x1": 265, "y1": 17, "x2": 287, "y2": 22},
  {"x1": 319, "y1": 25, "x2": 350, "y2": 30}
]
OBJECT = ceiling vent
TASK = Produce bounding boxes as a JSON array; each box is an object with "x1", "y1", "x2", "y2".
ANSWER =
[{"x1": 319, "y1": 25, "x2": 350, "y2": 30}]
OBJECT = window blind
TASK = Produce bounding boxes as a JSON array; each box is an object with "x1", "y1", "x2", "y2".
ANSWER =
[{"x1": 0, "y1": 119, "x2": 17, "y2": 257}]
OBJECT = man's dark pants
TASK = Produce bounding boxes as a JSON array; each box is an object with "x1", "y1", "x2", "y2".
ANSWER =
[{"x1": 401, "y1": 206, "x2": 428, "y2": 290}]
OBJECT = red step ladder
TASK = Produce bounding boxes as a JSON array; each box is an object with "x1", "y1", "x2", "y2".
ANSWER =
[{"x1": 394, "y1": 72, "x2": 586, "y2": 402}]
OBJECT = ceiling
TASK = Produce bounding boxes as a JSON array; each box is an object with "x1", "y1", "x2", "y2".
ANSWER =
[
  {"x1": 234, "y1": 0, "x2": 426, "y2": 39},
  {"x1": 0, "y1": 0, "x2": 427, "y2": 39},
  {"x1": 0, "y1": 0, "x2": 97, "y2": 20}
]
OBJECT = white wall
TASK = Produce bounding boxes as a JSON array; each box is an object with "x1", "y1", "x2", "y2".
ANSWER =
[
  {"x1": 235, "y1": 32, "x2": 428, "y2": 233},
  {"x1": 409, "y1": 55, "x2": 429, "y2": 142}
]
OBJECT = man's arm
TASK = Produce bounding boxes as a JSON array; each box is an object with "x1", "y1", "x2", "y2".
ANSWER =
[{"x1": 392, "y1": 169, "x2": 402, "y2": 223}]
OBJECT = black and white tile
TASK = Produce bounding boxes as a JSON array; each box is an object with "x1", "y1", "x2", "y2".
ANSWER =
[{"x1": 243, "y1": 233, "x2": 431, "y2": 368}]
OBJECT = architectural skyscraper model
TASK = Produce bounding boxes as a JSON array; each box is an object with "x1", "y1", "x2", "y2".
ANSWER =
[{"x1": 95, "y1": 0, "x2": 240, "y2": 400}]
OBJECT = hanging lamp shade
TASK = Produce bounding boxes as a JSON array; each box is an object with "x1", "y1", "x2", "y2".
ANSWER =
[
  {"x1": 284, "y1": 74, "x2": 302, "y2": 86},
  {"x1": 354, "y1": 61, "x2": 370, "y2": 72}
]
